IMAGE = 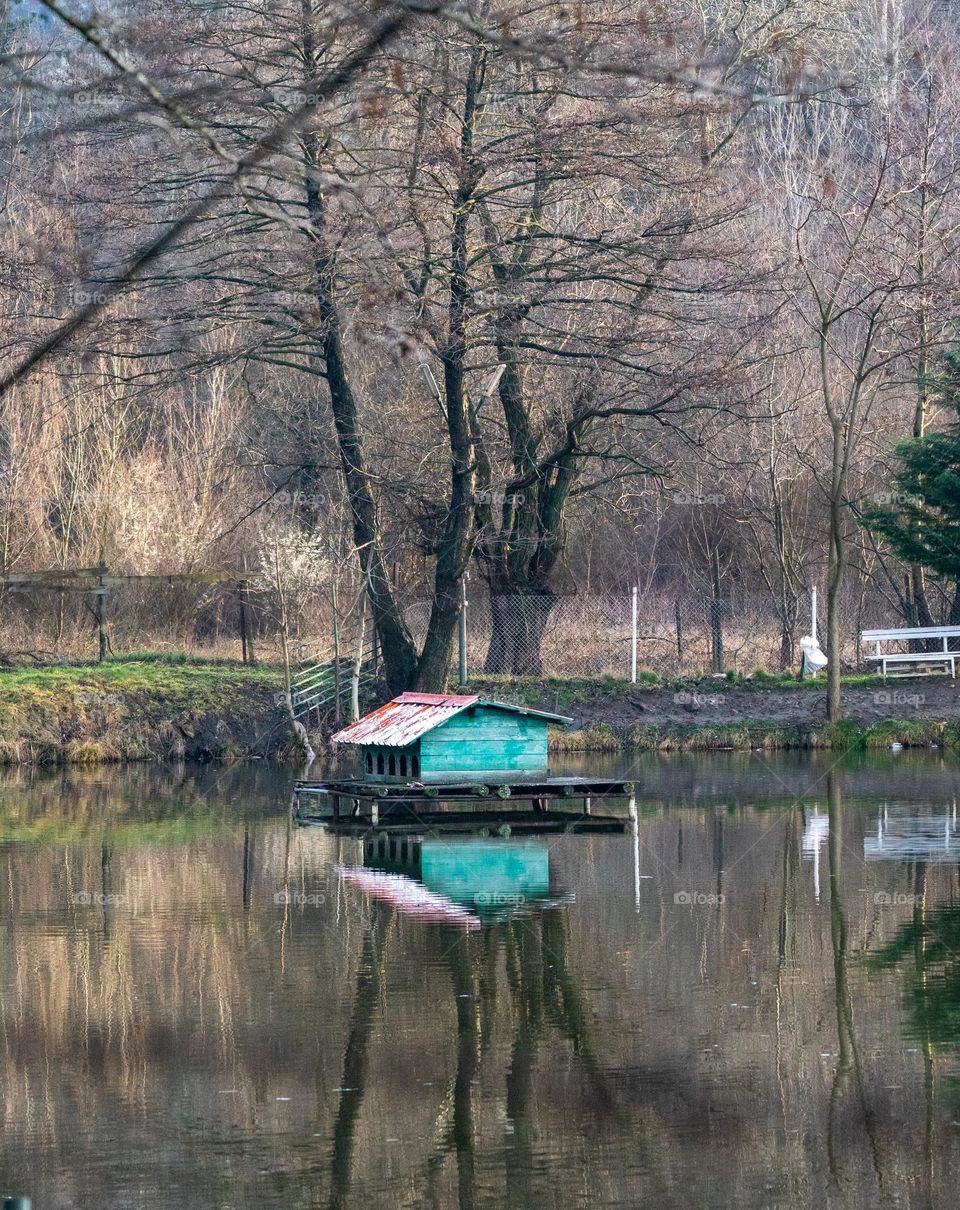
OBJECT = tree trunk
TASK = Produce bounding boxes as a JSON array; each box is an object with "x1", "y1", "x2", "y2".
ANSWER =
[
  {"x1": 484, "y1": 593, "x2": 556, "y2": 676},
  {"x1": 778, "y1": 613, "x2": 794, "y2": 672},
  {"x1": 410, "y1": 44, "x2": 487, "y2": 691},
  {"x1": 484, "y1": 593, "x2": 512, "y2": 674},
  {"x1": 949, "y1": 584, "x2": 960, "y2": 628},
  {"x1": 826, "y1": 486, "x2": 844, "y2": 721},
  {"x1": 300, "y1": 18, "x2": 417, "y2": 695}
]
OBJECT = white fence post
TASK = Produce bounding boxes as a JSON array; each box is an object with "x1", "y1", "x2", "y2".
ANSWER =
[
  {"x1": 630, "y1": 586, "x2": 638, "y2": 683},
  {"x1": 458, "y1": 576, "x2": 468, "y2": 684}
]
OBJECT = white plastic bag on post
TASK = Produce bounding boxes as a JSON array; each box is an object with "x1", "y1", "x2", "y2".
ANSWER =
[{"x1": 800, "y1": 635, "x2": 828, "y2": 678}]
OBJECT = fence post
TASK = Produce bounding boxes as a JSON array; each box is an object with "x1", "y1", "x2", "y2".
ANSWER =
[
  {"x1": 675, "y1": 599, "x2": 683, "y2": 663},
  {"x1": 710, "y1": 597, "x2": 724, "y2": 672},
  {"x1": 238, "y1": 580, "x2": 251, "y2": 664},
  {"x1": 95, "y1": 570, "x2": 107, "y2": 663},
  {"x1": 811, "y1": 585, "x2": 818, "y2": 643},
  {"x1": 332, "y1": 579, "x2": 342, "y2": 724},
  {"x1": 458, "y1": 576, "x2": 468, "y2": 684},
  {"x1": 238, "y1": 556, "x2": 255, "y2": 665},
  {"x1": 630, "y1": 586, "x2": 638, "y2": 683},
  {"x1": 710, "y1": 549, "x2": 724, "y2": 672}
]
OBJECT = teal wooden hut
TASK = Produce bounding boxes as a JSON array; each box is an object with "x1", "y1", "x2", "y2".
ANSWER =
[{"x1": 331, "y1": 692, "x2": 572, "y2": 784}]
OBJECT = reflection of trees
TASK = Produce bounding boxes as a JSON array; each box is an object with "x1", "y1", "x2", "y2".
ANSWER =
[
  {"x1": 365, "y1": 908, "x2": 621, "y2": 1210},
  {"x1": 503, "y1": 921, "x2": 541, "y2": 1209},
  {"x1": 10, "y1": 768, "x2": 960, "y2": 1207},
  {"x1": 868, "y1": 870, "x2": 960, "y2": 1208},
  {"x1": 328, "y1": 909, "x2": 391, "y2": 1210},
  {"x1": 445, "y1": 930, "x2": 479, "y2": 1210},
  {"x1": 868, "y1": 897, "x2": 960, "y2": 1051},
  {"x1": 827, "y1": 772, "x2": 882, "y2": 1196}
]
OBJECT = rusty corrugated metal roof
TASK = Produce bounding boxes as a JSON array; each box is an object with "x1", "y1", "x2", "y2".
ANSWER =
[
  {"x1": 331, "y1": 692, "x2": 572, "y2": 747},
  {"x1": 331, "y1": 692, "x2": 479, "y2": 746}
]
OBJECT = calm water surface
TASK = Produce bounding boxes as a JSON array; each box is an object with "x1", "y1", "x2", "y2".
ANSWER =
[{"x1": 2, "y1": 751, "x2": 960, "y2": 1208}]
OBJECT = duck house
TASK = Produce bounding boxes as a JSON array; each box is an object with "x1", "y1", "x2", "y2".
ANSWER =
[{"x1": 331, "y1": 692, "x2": 572, "y2": 784}]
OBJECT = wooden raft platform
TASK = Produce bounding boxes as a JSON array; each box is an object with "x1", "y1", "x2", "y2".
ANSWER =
[{"x1": 293, "y1": 776, "x2": 636, "y2": 835}]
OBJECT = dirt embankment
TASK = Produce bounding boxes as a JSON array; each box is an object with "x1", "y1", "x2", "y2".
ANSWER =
[
  {"x1": 565, "y1": 678, "x2": 960, "y2": 731},
  {"x1": 525, "y1": 675, "x2": 960, "y2": 750},
  {"x1": 0, "y1": 660, "x2": 291, "y2": 764}
]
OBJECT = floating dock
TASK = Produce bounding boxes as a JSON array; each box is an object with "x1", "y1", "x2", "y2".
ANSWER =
[{"x1": 293, "y1": 776, "x2": 636, "y2": 835}]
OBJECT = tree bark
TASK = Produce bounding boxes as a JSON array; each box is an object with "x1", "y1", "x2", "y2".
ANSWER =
[
  {"x1": 826, "y1": 446, "x2": 845, "y2": 722},
  {"x1": 483, "y1": 591, "x2": 556, "y2": 676},
  {"x1": 300, "y1": 10, "x2": 417, "y2": 695},
  {"x1": 410, "y1": 43, "x2": 487, "y2": 690}
]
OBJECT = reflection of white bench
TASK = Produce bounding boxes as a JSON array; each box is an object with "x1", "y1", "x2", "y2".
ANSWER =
[{"x1": 861, "y1": 627, "x2": 960, "y2": 681}]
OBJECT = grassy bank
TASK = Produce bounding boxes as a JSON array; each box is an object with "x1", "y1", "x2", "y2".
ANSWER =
[
  {"x1": 464, "y1": 673, "x2": 958, "y2": 754},
  {"x1": 0, "y1": 661, "x2": 952, "y2": 767},
  {"x1": 0, "y1": 655, "x2": 287, "y2": 764}
]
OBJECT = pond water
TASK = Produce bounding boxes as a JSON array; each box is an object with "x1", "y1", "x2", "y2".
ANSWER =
[{"x1": 2, "y1": 751, "x2": 960, "y2": 1208}]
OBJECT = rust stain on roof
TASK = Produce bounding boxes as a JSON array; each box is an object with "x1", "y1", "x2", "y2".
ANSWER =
[
  {"x1": 331, "y1": 692, "x2": 572, "y2": 747},
  {"x1": 331, "y1": 693, "x2": 479, "y2": 747}
]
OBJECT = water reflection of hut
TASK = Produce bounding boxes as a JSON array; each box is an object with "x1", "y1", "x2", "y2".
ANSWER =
[{"x1": 356, "y1": 836, "x2": 567, "y2": 921}]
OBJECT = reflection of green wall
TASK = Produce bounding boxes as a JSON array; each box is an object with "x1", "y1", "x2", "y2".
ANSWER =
[
  {"x1": 362, "y1": 837, "x2": 551, "y2": 907},
  {"x1": 421, "y1": 840, "x2": 549, "y2": 905}
]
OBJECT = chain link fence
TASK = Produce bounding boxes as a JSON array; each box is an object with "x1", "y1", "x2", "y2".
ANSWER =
[
  {"x1": 416, "y1": 589, "x2": 905, "y2": 682},
  {"x1": 0, "y1": 566, "x2": 914, "y2": 687}
]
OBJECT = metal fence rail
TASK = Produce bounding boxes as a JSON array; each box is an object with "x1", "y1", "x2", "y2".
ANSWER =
[
  {"x1": 291, "y1": 623, "x2": 377, "y2": 723},
  {"x1": 0, "y1": 564, "x2": 916, "y2": 688},
  {"x1": 402, "y1": 589, "x2": 906, "y2": 683}
]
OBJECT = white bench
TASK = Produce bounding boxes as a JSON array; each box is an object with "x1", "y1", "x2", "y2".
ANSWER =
[{"x1": 861, "y1": 626, "x2": 960, "y2": 681}]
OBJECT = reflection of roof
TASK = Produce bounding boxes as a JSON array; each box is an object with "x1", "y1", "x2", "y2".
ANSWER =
[
  {"x1": 331, "y1": 692, "x2": 572, "y2": 747},
  {"x1": 338, "y1": 865, "x2": 480, "y2": 929}
]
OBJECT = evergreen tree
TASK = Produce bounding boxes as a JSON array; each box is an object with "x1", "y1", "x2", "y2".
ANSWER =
[{"x1": 864, "y1": 352, "x2": 960, "y2": 616}]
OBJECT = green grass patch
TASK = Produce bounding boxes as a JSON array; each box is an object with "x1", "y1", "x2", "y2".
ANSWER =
[
  {"x1": 0, "y1": 657, "x2": 286, "y2": 764},
  {"x1": 550, "y1": 722, "x2": 621, "y2": 752},
  {"x1": 666, "y1": 670, "x2": 887, "y2": 694}
]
